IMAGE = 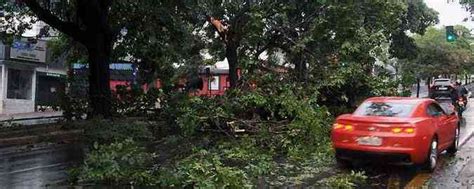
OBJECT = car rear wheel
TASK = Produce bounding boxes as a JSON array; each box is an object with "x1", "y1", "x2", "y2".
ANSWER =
[
  {"x1": 447, "y1": 125, "x2": 460, "y2": 155},
  {"x1": 423, "y1": 138, "x2": 438, "y2": 172}
]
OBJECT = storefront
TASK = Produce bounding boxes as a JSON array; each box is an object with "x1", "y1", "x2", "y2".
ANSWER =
[
  {"x1": 0, "y1": 60, "x2": 38, "y2": 114},
  {"x1": 0, "y1": 39, "x2": 63, "y2": 114},
  {"x1": 35, "y1": 71, "x2": 66, "y2": 111}
]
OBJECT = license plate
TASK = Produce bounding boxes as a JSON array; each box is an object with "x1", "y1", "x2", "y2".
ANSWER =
[
  {"x1": 357, "y1": 136, "x2": 382, "y2": 146},
  {"x1": 438, "y1": 87, "x2": 448, "y2": 90}
]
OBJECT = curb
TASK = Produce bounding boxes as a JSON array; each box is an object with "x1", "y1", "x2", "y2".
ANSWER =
[{"x1": 0, "y1": 129, "x2": 83, "y2": 147}]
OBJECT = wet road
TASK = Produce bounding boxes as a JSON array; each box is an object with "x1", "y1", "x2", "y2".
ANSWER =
[
  {"x1": 428, "y1": 101, "x2": 474, "y2": 188},
  {"x1": 0, "y1": 142, "x2": 83, "y2": 188}
]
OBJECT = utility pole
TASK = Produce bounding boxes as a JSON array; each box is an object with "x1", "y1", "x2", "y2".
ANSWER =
[{"x1": 416, "y1": 78, "x2": 420, "y2": 98}]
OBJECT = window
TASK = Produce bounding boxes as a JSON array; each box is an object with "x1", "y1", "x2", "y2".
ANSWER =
[
  {"x1": 224, "y1": 77, "x2": 230, "y2": 90},
  {"x1": 354, "y1": 102, "x2": 415, "y2": 118},
  {"x1": 208, "y1": 76, "x2": 219, "y2": 90},
  {"x1": 7, "y1": 69, "x2": 33, "y2": 100},
  {"x1": 427, "y1": 104, "x2": 445, "y2": 117},
  {"x1": 433, "y1": 79, "x2": 451, "y2": 86},
  {"x1": 436, "y1": 99, "x2": 454, "y2": 115}
]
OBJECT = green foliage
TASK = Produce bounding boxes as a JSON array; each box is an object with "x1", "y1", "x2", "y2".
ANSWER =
[
  {"x1": 80, "y1": 119, "x2": 153, "y2": 147},
  {"x1": 412, "y1": 26, "x2": 473, "y2": 77},
  {"x1": 156, "y1": 135, "x2": 334, "y2": 188},
  {"x1": 168, "y1": 81, "x2": 333, "y2": 151},
  {"x1": 61, "y1": 80, "x2": 165, "y2": 120},
  {"x1": 73, "y1": 139, "x2": 157, "y2": 186},
  {"x1": 317, "y1": 63, "x2": 399, "y2": 115},
  {"x1": 0, "y1": 0, "x2": 36, "y2": 42},
  {"x1": 318, "y1": 171, "x2": 368, "y2": 189},
  {"x1": 217, "y1": 139, "x2": 274, "y2": 177},
  {"x1": 60, "y1": 66, "x2": 89, "y2": 121},
  {"x1": 152, "y1": 78, "x2": 338, "y2": 186},
  {"x1": 159, "y1": 149, "x2": 252, "y2": 188},
  {"x1": 112, "y1": 87, "x2": 164, "y2": 117},
  {"x1": 59, "y1": 90, "x2": 89, "y2": 121},
  {"x1": 164, "y1": 94, "x2": 230, "y2": 136}
]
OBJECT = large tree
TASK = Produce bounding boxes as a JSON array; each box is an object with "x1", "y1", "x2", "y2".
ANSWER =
[
  {"x1": 412, "y1": 26, "x2": 473, "y2": 78},
  {"x1": 256, "y1": 1, "x2": 437, "y2": 79},
  {"x1": 2, "y1": 0, "x2": 192, "y2": 118},
  {"x1": 199, "y1": 0, "x2": 292, "y2": 88},
  {"x1": 4, "y1": 0, "x2": 116, "y2": 117}
]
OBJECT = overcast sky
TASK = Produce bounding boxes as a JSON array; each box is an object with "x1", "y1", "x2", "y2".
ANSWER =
[{"x1": 425, "y1": 0, "x2": 474, "y2": 29}]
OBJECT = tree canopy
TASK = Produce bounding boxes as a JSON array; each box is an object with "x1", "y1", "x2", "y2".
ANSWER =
[
  {"x1": 409, "y1": 26, "x2": 473, "y2": 78},
  {"x1": 1, "y1": 0, "x2": 440, "y2": 117}
]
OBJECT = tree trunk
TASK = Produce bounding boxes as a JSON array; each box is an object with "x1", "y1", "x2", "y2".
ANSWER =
[
  {"x1": 294, "y1": 54, "x2": 307, "y2": 82},
  {"x1": 226, "y1": 42, "x2": 239, "y2": 88},
  {"x1": 416, "y1": 78, "x2": 420, "y2": 98},
  {"x1": 427, "y1": 77, "x2": 431, "y2": 88},
  {"x1": 86, "y1": 35, "x2": 112, "y2": 118}
]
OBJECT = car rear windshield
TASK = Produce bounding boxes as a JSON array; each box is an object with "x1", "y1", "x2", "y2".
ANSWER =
[
  {"x1": 434, "y1": 80, "x2": 451, "y2": 86},
  {"x1": 353, "y1": 102, "x2": 415, "y2": 117}
]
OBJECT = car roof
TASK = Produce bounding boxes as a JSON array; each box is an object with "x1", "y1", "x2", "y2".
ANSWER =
[
  {"x1": 434, "y1": 78, "x2": 450, "y2": 81},
  {"x1": 365, "y1": 97, "x2": 433, "y2": 105}
]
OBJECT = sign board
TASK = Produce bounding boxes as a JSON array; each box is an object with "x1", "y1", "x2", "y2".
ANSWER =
[
  {"x1": 46, "y1": 73, "x2": 61, "y2": 77},
  {"x1": 10, "y1": 39, "x2": 47, "y2": 63}
]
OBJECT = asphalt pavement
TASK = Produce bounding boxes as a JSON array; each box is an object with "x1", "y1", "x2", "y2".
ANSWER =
[
  {"x1": 427, "y1": 100, "x2": 474, "y2": 188},
  {"x1": 0, "y1": 142, "x2": 83, "y2": 188}
]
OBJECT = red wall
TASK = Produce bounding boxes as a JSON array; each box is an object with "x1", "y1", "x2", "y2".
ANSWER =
[
  {"x1": 110, "y1": 74, "x2": 229, "y2": 97},
  {"x1": 195, "y1": 74, "x2": 229, "y2": 96},
  {"x1": 110, "y1": 80, "x2": 161, "y2": 92},
  {"x1": 110, "y1": 81, "x2": 130, "y2": 91}
]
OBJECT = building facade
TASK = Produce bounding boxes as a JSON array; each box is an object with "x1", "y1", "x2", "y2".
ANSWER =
[
  {"x1": 194, "y1": 67, "x2": 230, "y2": 96},
  {"x1": 0, "y1": 39, "x2": 66, "y2": 114},
  {"x1": 73, "y1": 63, "x2": 232, "y2": 97}
]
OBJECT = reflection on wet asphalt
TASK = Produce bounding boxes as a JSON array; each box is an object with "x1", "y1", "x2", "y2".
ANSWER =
[
  {"x1": 428, "y1": 135, "x2": 474, "y2": 188},
  {"x1": 428, "y1": 100, "x2": 474, "y2": 188},
  {"x1": 0, "y1": 143, "x2": 83, "y2": 188}
]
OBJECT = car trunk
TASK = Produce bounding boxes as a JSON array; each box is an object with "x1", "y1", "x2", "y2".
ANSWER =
[
  {"x1": 431, "y1": 81, "x2": 452, "y2": 92},
  {"x1": 336, "y1": 116, "x2": 420, "y2": 132}
]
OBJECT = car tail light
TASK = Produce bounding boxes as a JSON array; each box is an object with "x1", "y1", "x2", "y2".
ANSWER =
[
  {"x1": 333, "y1": 123, "x2": 344, "y2": 129},
  {"x1": 391, "y1": 128, "x2": 402, "y2": 133},
  {"x1": 404, "y1": 128, "x2": 415, "y2": 133},
  {"x1": 333, "y1": 123, "x2": 354, "y2": 131},
  {"x1": 344, "y1": 125, "x2": 354, "y2": 131},
  {"x1": 391, "y1": 127, "x2": 415, "y2": 134}
]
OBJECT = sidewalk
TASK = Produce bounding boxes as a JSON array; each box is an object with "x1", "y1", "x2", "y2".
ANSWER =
[{"x1": 0, "y1": 111, "x2": 63, "y2": 121}]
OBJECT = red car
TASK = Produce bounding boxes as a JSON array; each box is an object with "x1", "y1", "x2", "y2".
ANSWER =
[{"x1": 331, "y1": 97, "x2": 459, "y2": 172}]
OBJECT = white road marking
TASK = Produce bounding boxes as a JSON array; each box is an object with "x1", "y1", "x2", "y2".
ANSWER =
[
  {"x1": 0, "y1": 163, "x2": 67, "y2": 175},
  {"x1": 459, "y1": 131, "x2": 474, "y2": 148}
]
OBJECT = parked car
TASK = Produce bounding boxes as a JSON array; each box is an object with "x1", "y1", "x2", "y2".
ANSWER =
[
  {"x1": 331, "y1": 97, "x2": 459, "y2": 172},
  {"x1": 429, "y1": 78, "x2": 454, "y2": 98}
]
